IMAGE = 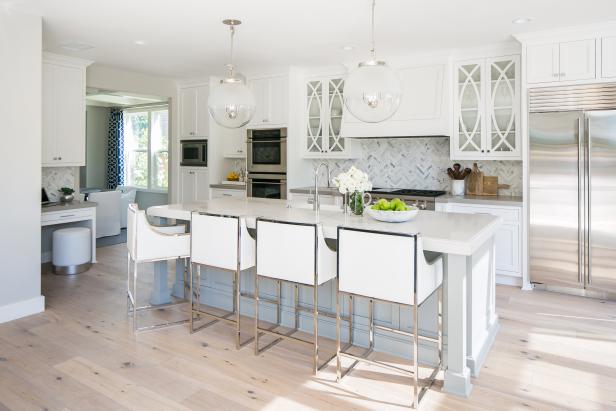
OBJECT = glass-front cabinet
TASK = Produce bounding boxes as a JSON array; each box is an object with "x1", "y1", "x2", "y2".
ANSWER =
[
  {"x1": 304, "y1": 75, "x2": 358, "y2": 158},
  {"x1": 452, "y1": 55, "x2": 520, "y2": 160}
]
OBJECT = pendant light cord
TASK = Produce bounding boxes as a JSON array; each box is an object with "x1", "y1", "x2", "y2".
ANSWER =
[
  {"x1": 370, "y1": 0, "x2": 376, "y2": 59},
  {"x1": 227, "y1": 24, "x2": 236, "y2": 77}
]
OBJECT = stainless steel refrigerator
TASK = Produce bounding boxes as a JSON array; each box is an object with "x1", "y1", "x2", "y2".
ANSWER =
[{"x1": 529, "y1": 83, "x2": 616, "y2": 299}]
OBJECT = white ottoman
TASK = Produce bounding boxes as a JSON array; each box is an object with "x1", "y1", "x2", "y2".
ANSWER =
[{"x1": 52, "y1": 227, "x2": 92, "y2": 275}]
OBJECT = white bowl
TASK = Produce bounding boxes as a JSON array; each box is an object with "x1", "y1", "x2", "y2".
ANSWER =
[{"x1": 365, "y1": 207, "x2": 419, "y2": 223}]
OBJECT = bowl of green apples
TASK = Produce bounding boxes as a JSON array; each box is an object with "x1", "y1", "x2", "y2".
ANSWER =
[{"x1": 366, "y1": 198, "x2": 419, "y2": 223}]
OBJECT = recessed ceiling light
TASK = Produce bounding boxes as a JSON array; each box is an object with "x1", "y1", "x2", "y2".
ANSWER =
[
  {"x1": 341, "y1": 44, "x2": 357, "y2": 51},
  {"x1": 134, "y1": 40, "x2": 147, "y2": 46},
  {"x1": 512, "y1": 17, "x2": 532, "y2": 24},
  {"x1": 59, "y1": 42, "x2": 94, "y2": 52}
]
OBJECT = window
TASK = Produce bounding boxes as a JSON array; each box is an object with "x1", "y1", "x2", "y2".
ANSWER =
[{"x1": 123, "y1": 106, "x2": 169, "y2": 190}]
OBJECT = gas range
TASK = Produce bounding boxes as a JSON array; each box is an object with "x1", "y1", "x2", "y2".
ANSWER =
[{"x1": 368, "y1": 188, "x2": 447, "y2": 210}]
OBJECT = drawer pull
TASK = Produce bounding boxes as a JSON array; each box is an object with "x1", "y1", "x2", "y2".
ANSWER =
[
  {"x1": 222, "y1": 194, "x2": 232, "y2": 197},
  {"x1": 60, "y1": 214, "x2": 75, "y2": 218}
]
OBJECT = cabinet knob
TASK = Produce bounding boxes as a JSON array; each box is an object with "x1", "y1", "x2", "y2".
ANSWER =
[
  {"x1": 481, "y1": 150, "x2": 485, "y2": 153},
  {"x1": 553, "y1": 73, "x2": 559, "y2": 78},
  {"x1": 262, "y1": 119, "x2": 269, "y2": 123}
]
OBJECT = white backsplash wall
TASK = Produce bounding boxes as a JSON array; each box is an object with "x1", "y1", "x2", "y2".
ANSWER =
[
  {"x1": 315, "y1": 138, "x2": 522, "y2": 196},
  {"x1": 42, "y1": 167, "x2": 78, "y2": 201}
]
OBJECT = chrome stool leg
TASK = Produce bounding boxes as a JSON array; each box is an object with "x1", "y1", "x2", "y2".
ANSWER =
[
  {"x1": 412, "y1": 300, "x2": 419, "y2": 408},
  {"x1": 133, "y1": 262, "x2": 138, "y2": 333}
]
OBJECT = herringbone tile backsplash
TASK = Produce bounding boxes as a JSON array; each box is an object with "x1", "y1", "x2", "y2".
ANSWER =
[
  {"x1": 42, "y1": 167, "x2": 78, "y2": 201},
  {"x1": 316, "y1": 137, "x2": 522, "y2": 196}
]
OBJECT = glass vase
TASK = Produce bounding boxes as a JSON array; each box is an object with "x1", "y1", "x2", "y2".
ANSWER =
[{"x1": 349, "y1": 191, "x2": 371, "y2": 216}]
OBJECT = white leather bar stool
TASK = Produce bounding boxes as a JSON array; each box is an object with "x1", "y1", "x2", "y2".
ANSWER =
[
  {"x1": 336, "y1": 227, "x2": 443, "y2": 409},
  {"x1": 127, "y1": 203, "x2": 190, "y2": 333},
  {"x1": 255, "y1": 218, "x2": 337, "y2": 374},
  {"x1": 190, "y1": 212, "x2": 255, "y2": 349}
]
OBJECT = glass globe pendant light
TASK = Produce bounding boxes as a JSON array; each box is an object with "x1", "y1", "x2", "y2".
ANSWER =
[
  {"x1": 208, "y1": 19, "x2": 256, "y2": 128},
  {"x1": 344, "y1": 0, "x2": 402, "y2": 123}
]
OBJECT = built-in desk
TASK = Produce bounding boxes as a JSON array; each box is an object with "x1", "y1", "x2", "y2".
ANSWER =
[{"x1": 41, "y1": 202, "x2": 97, "y2": 263}]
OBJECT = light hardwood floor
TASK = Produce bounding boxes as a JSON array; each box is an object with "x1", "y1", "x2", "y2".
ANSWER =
[{"x1": 1, "y1": 243, "x2": 616, "y2": 411}]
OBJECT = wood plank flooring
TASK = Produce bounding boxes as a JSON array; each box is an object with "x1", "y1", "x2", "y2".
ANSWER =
[{"x1": 1, "y1": 243, "x2": 615, "y2": 410}]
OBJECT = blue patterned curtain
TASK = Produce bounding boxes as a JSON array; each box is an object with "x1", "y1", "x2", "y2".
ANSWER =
[{"x1": 106, "y1": 108, "x2": 124, "y2": 189}]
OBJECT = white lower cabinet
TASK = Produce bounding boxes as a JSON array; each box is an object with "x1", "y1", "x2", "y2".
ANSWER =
[
  {"x1": 180, "y1": 167, "x2": 209, "y2": 202},
  {"x1": 210, "y1": 188, "x2": 246, "y2": 199},
  {"x1": 437, "y1": 202, "x2": 522, "y2": 282}
]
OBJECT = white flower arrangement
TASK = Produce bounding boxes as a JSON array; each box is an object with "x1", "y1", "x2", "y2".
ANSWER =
[{"x1": 332, "y1": 166, "x2": 373, "y2": 194}]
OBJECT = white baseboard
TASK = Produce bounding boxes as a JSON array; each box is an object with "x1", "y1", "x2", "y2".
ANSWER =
[
  {"x1": 496, "y1": 273, "x2": 522, "y2": 287},
  {"x1": 0, "y1": 295, "x2": 45, "y2": 324},
  {"x1": 41, "y1": 251, "x2": 51, "y2": 263}
]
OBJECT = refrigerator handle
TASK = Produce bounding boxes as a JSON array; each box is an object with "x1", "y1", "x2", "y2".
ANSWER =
[
  {"x1": 585, "y1": 116, "x2": 592, "y2": 286},
  {"x1": 578, "y1": 117, "x2": 584, "y2": 285}
]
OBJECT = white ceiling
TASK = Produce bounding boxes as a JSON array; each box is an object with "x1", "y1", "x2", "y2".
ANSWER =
[{"x1": 9, "y1": 0, "x2": 616, "y2": 79}]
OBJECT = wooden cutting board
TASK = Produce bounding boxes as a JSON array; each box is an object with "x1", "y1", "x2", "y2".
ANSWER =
[
  {"x1": 465, "y1": 163, "x2": 483, "y2": 195},
  {"x1": 482, "y1": 175, "x2": 511, "y2": 196}
]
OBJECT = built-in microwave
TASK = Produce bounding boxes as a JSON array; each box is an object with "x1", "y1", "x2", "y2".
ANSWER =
[
  {"x1": 180, "y1": 139, "x2": 208, "y2": 167},
  {"x1": 247, "y1": 128, "x2": 287, "y2": 174}
]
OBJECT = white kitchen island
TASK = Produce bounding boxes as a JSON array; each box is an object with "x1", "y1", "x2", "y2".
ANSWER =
[{"x1": 148, "y1": 197, "x2": 501, "y2": 397}]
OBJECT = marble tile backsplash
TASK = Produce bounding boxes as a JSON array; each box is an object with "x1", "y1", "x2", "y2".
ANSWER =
[
  {"x1": 42, "y1": 167, "x2": 78, "y2": 201},
  {"x1": 315, "y1": 138, "x2": 522, "y2": 196}
]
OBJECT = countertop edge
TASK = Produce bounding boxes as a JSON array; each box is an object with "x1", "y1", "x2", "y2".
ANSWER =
[
  {"x1": 42, "y1": 201, "x2": 97, "y2": 213},
  {"x1": 436, "y1": 195, "x2": 523, "y2": 207},
  {"x1": 210, "y1": 184, "x2": 246, "y2": 190}
]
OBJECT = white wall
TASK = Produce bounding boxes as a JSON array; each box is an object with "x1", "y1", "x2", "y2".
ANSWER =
[
  {"x1": 0, "y1": 8, "x2": 45, "y2": 323},
  {"x1": 83, "y1": 106, "x2": 110, "y2": 189}
]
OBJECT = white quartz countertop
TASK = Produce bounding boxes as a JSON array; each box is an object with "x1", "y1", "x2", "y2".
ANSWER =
[
  {"x1": 436, "y1": 194, "x2": 523, "y2": 207},
  {"x1": 148, "y1": 197, "x2": 501, "y2": 256},
  {"x1": 42, "y1": 201, "x2": 97, "y2": 213}
]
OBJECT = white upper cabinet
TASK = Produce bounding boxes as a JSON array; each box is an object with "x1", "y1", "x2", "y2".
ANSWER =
[
  {"x1": 526, "y1": 39, "x2": 596, "y2": 84},
  {"x1": 42, "y1": 53, "x2": 91, "y2": 167},
  {"x1": 559, "y1": 39, "x2": 596, "y2": 81},
  {"x1": 601, "y1": 36, "x2": 616, "y2": 78},
  {"x1": 196, "y1": 85, "x2": 210, "y2": 136},
  {"x1": 222, "y1": 129, "x2": 246, "y2": 158},
  {"x1": 179, "y1": 84, "x2": 209, "y2": 138},
  {"x1": 341, "y1": 64, "x2": 448, "y2": 137},
  {"x1": 452, "y1": 55, "x2": 520, "y2": 160},
  {"x1": 486, "y1": 56, "x2": 521, "y2": 157},
  {"x1": 247, "y1": 75, "x2": 288, "y2": 128},
  {"x1": 526, "y1": 43, "x2": 559, "y2": 83},
  {"x1": 303, "y1": 75, "x2": 360, "y2": 158}
]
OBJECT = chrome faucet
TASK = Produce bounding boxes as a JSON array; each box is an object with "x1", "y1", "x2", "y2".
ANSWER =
[{"x1": 313, "y1": 162, "x2": 331, "y2": 211}]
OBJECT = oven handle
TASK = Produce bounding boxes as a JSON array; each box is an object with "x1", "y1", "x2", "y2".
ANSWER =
[
  {"x1": 246, "y1": 139, "x2": 286, "y2": 144},
  {"x1": 247, "y1": 181, "x2": 286, "y2": 185}
]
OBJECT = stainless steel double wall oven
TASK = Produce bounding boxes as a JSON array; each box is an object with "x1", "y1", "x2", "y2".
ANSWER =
[{"x1": 246, "y1": 128, "x2": 287, "y2": 199}]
